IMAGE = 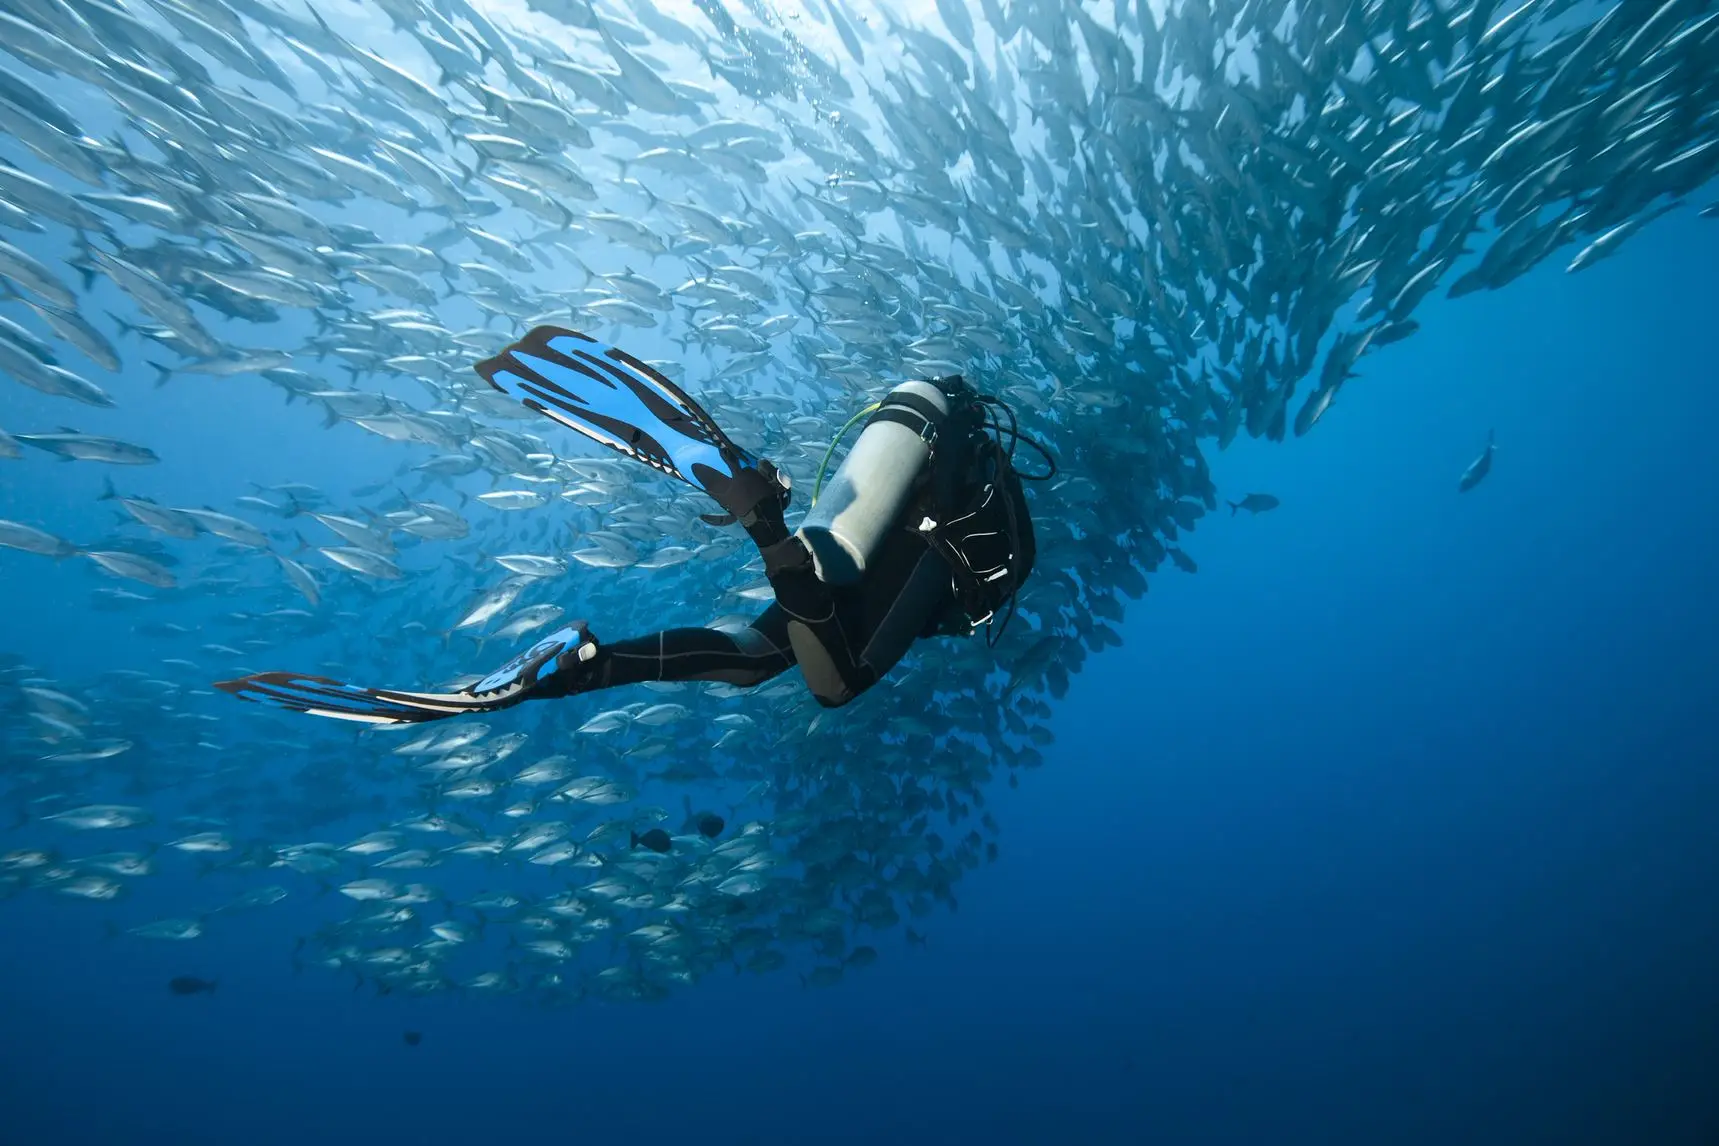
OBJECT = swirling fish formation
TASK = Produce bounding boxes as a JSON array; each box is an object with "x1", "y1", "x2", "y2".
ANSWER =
[{"x1": 0, "y1": 0, "x2": 1714, "y2": 1002}]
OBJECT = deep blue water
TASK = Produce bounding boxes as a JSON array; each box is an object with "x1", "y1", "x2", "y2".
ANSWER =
[{"x1": 3, "y1": 196, "x2": 1717, "y2": 1143}]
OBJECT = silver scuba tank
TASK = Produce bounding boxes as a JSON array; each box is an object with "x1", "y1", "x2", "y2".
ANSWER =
[{"x1": 796, "y1": 380, "x2": 952, "y2": 586}]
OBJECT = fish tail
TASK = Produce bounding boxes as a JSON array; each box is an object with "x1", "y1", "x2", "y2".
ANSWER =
[
  {"x1": 566, "y1": 250, "x2": 593, "y2": 288},
  {"x1": 149, "y1": 361, "x2": 172, "y2": 387},
  {"x1": 1228, "y1": 501, "x2": 1239, "y2": 515},
  {"x1": 99, "y1": 475, "x2": 118, "y2": 501},
  {"x1": 629, "y1": 831, "x2": 640, "y2": 849},
  {"x1": 68, "y1": 235, "x2": 98, "y2": 291}
]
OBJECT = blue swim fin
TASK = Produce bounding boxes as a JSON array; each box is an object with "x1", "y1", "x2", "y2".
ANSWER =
[
  {"x1": 215, "y1": 624, "x2": 597, "y2": 725},
  {"x1": 474, "y1": 326, "x2": 771, "y2": 500}
]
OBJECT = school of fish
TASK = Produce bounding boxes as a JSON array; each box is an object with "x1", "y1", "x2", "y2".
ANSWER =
[{"x1": 1, "y1": 0, "x2": 1715, "y2": 1003}]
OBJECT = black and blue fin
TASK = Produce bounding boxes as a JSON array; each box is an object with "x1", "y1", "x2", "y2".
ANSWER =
[
  {"x1": 474, "y1": 326, "x2": 762, "y2": 496},
  {"x1": 212, "y1": 672, "x2": 499, "y2": 725},
  {"x1": 216, "y1": 624, "x2": 596, "y2": 725}
]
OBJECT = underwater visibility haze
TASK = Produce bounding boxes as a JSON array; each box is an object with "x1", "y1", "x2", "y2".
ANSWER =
[{"x1": 1, "y1": 0, "x2": 1717, "y2": 1140}]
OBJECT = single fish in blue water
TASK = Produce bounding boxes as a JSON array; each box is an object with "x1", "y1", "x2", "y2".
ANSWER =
[
  {"x1": 1459, "y1": 431, "x2": 1497, "y2": 493},
  {"x1": 167, "y1": 976, "x2": 217, "y2": 996},
  {"x1": 1227, "y1": 493, "x2": 1280, "y2": 516}
]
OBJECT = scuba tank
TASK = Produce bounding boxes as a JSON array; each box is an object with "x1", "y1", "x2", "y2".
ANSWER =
[{"x1": 797, "y1": 380, "x2": 954, "y2": 585}]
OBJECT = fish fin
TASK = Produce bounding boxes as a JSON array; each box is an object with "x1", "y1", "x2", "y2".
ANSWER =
[
  {"x1": 68, "y1": 237, "x2": 98, "y2": 291},
  {"x1": 99, "y1": 475, "x2": 118, "y2": 501}
]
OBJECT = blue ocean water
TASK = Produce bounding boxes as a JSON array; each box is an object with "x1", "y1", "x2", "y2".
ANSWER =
[{"x1": 4, "y1": 169, "x2": 1717, "y2": 1146}]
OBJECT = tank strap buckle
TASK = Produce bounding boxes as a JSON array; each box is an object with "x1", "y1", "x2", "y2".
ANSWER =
[{"x1": 867, "y1": 395, "x2": 944, "y2": 450}]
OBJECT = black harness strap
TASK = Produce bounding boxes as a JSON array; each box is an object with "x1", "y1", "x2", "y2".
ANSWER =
[{"x1": 863, "y1": 390, "x2": 947, "y2": 448}]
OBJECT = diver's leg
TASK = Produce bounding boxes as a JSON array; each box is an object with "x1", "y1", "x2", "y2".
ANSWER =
[
  {"x1": 746, "y1": 526, "x2": 873, "y2": 706},
  {"x1": 541, "y1": 606, "x2": 796, "y2": 694},
  {"x1": 767, "y1": 526, "x2": 957, "y2": 708}
]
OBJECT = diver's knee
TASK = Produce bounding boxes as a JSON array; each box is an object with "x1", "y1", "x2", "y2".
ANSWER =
[{"x1": 787, "y1": 620, "x2": 859, "y2": 708}]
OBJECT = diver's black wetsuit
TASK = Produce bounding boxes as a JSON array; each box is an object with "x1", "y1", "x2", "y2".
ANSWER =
[
  {"x1": 564, "y1": 502, "x2": 967, "y2": 707},
  {"x1": 549, "y1": 384, "x2": 1037, "y2": 709}
]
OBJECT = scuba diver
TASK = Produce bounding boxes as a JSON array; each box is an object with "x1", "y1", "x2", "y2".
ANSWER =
[{"x1": 216, "y1": 326, "x2": 1052, "y2": 725}]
